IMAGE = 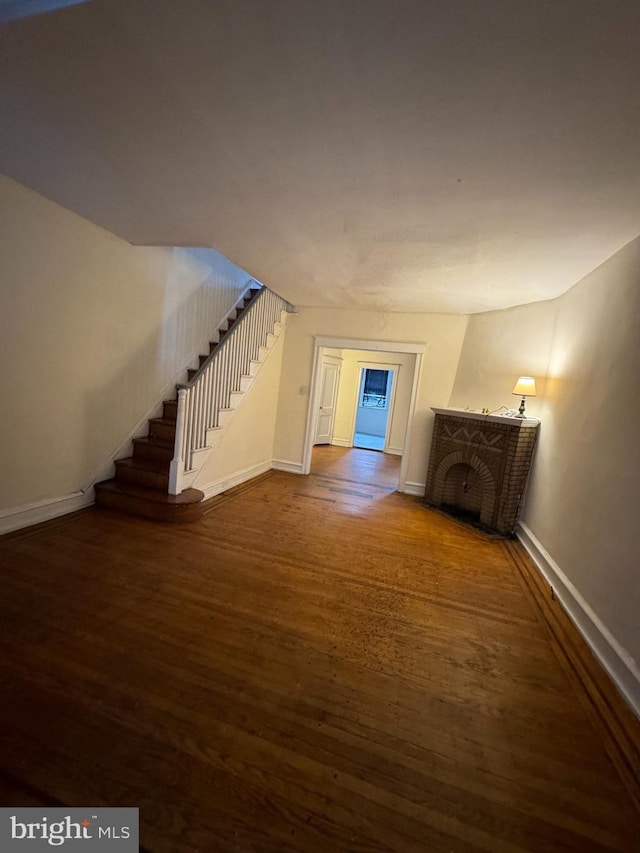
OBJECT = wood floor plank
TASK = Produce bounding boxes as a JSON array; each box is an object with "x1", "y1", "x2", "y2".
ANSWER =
[{"x1": 0, "y1": 446, "x2": 638, "y2": 850}]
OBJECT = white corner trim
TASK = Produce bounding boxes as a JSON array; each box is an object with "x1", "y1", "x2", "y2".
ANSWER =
[
  {"x1": 399, "y1": 481, "x2": 425, "y2": 497},
  {"x1": 0, "y1": 490, "x2": 94, "y2": 535},
  {"x1": 272, "y1": 459, "x2": 305, "y2": 474},
  {"x1": 199, "y1": 460, "x2": 273, "y2": 501},
  {"x1": 331, "y1": 438, "x2": 352, "y2": 448},
  {"x1": 517, "y1": 522, "x2": 640, "y2": 717}
]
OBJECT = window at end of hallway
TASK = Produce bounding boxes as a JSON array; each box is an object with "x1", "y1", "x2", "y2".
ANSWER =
[{"x1": 360, "y1": 369, "x2": 391, "y2": 409}]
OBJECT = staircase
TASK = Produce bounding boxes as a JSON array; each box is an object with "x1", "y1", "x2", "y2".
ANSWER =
[{"x1": 95, "y1": 283, "x2": 269, "y2": 522}]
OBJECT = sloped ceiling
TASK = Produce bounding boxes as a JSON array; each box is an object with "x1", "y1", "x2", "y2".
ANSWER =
[{"x1": 1, "y1": 0, "x2": 640, "y2": 313}]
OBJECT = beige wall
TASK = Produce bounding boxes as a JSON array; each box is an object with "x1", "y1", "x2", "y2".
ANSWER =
[
  {"x1": 273, "y1": 308, "x2": 468, "y2": 488},
  {"x1": 449, "y1": 236, "x2": 640, "y2": 705},
  {"x1": 331, "y1": 349, "x2": 416, "y2": 453},
  {"x1": 0, "y1": 175, "x2": 250, "y2": 512},
  {"x1": 448, "y1": 299, "x2": 556, "y2": 419}
]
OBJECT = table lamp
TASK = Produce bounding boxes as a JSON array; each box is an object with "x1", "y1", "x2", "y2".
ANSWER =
[{"x1": 512, "y1": 376, "x2": 536, "y2": 418}]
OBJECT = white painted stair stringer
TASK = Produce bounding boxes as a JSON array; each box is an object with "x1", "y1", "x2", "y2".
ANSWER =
[{"x1": 178, "y1": 309, "x2": 288, "y2": 491}]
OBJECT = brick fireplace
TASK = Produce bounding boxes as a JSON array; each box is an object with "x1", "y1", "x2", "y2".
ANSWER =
[{"x1": 423, "y1": 408, "x2": 539, "y2": 536}]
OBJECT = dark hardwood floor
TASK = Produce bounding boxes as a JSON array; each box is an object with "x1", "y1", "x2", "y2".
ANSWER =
[{"x1": 0, "y1": 446, "x2": 638, "y2": 851}]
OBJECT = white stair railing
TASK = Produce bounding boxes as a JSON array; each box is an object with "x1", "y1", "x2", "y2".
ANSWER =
[{"x1": 169, "y1": 285, "x2": 290, "y2": 494}]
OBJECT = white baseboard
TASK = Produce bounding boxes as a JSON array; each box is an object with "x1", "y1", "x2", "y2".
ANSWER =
[
  {"x1": 385, "y1": 446, "x2": 403, "y2": 456},
  {"x1": 517, "y1": 522, "x2": 640, "y2": 717},
  {"x1": 330, "y1": 438, "x2": 352, "y2": 448},
  {"x1": 272, "y1": 459, "x2": 305, "y2": 475},
  {"x1": 400, "y1": 481, "x2": 425, "y2": 497},
  {"x1": 0, "y1": 490, "x2": 94, "y2": 536},
  {"x1": 200, "y1": 460, "x2": 273, "y2": 501}
]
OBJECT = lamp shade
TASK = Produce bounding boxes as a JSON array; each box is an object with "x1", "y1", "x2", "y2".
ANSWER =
[{"x1": 512, "y1": 376, "x2": 537, "y2": 397}]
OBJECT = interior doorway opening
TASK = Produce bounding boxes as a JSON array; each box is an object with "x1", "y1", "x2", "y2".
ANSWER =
[{"x1": 305, "y1": 337, "x2": 425, "y2": 493}]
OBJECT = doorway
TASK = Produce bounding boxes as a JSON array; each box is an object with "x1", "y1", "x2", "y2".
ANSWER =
[
  {"x1": 303, "y1": 337, "x2": 425, "y2": 493},
  {"x1": 353, "y1": 367, "x2": 395, "y2": 452}
]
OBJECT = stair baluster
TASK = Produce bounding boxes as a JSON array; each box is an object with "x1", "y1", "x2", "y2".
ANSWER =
[
  {"x1": 168, "y1": 286, "x2": 291, "y2": 494},
  {"x1": 95, "y1": 283, "x2": 290, "y2": 520}
]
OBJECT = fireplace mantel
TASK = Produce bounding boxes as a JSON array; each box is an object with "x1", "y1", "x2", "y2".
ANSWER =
[
  {"x1": 424, "y1": 408, "x2": 539, "y2": 536},
  {"x1": 430, "y1": 406, "x2": 540, "y2": 427}
]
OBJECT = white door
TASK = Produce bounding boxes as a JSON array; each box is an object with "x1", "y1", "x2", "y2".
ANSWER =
[{"x1": 314, "y1": 357, "x2": 341, "y2": 444}]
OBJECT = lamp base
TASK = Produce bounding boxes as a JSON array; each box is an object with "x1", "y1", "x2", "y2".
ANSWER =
[{"x1": 516, "y1": 396, "x2": 527, "y2": 418}]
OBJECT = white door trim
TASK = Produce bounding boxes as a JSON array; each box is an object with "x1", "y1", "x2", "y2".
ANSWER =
[
  {"x1": 303, "y1": 337, "x2": 425, "y2": 492},
  {"x1": 315, "y1": 336, "x2": 424, "y2": 355}
]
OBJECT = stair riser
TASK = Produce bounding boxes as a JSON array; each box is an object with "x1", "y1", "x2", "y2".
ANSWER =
[
  {"x1": 149, "y1": 421, "x2": 176, "y2": 443},
  {"x1": 133, "y1": 442, "x2": 174, "y2": 464},
  {"x1": 115, "y1": 464, "x2": 169, "y2": 491},
  {"x1": 163, "y1": 401, "x2": 178, "y2": 421}
]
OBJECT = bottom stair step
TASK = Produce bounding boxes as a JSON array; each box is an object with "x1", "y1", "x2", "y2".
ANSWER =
[{"x1": 95, "y1": 480, "x2": 204, "y2": 523}]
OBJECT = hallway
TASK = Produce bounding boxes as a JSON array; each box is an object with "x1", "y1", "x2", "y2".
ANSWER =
[{"x1": 0, "y1": 449, "x2": 637, "y2": 850}]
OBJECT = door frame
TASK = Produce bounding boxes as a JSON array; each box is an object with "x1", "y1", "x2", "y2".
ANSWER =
[
  {"x1": 302, "y1": 337, "x2": 425, "y2": 492},
  {"x1": 351, "y1": 363, "x2": 399, "y2": 452}
]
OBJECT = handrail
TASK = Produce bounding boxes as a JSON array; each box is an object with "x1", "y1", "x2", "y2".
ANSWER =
[
  {"x1": 176, "y1": 284, "x2": 264, "y2": 392},
  {"x1": 169, "y1": 285, "x2": 290, "y2": 494}
]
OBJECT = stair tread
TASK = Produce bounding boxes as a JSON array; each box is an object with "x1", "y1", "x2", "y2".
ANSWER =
[{"x1": 95, "y1": 480, "x2": 204, "y2": 505}]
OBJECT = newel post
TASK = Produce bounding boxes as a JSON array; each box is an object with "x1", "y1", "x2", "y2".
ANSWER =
[{"x1": 168, "y1": 388, "x2": 188, "y2": 495}]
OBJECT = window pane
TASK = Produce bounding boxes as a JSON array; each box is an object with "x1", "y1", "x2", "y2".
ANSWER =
[{"x1": 362, "y1": 369, "x2": 389, "y2": 407}]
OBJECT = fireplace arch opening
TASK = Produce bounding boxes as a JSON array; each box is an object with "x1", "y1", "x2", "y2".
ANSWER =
[
  {"x1": 443, "y1": 462, "x2": 483, "y2": 520},
  {"x1": 432, "y1": 450, "x2": 496, "y2": 529}
]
